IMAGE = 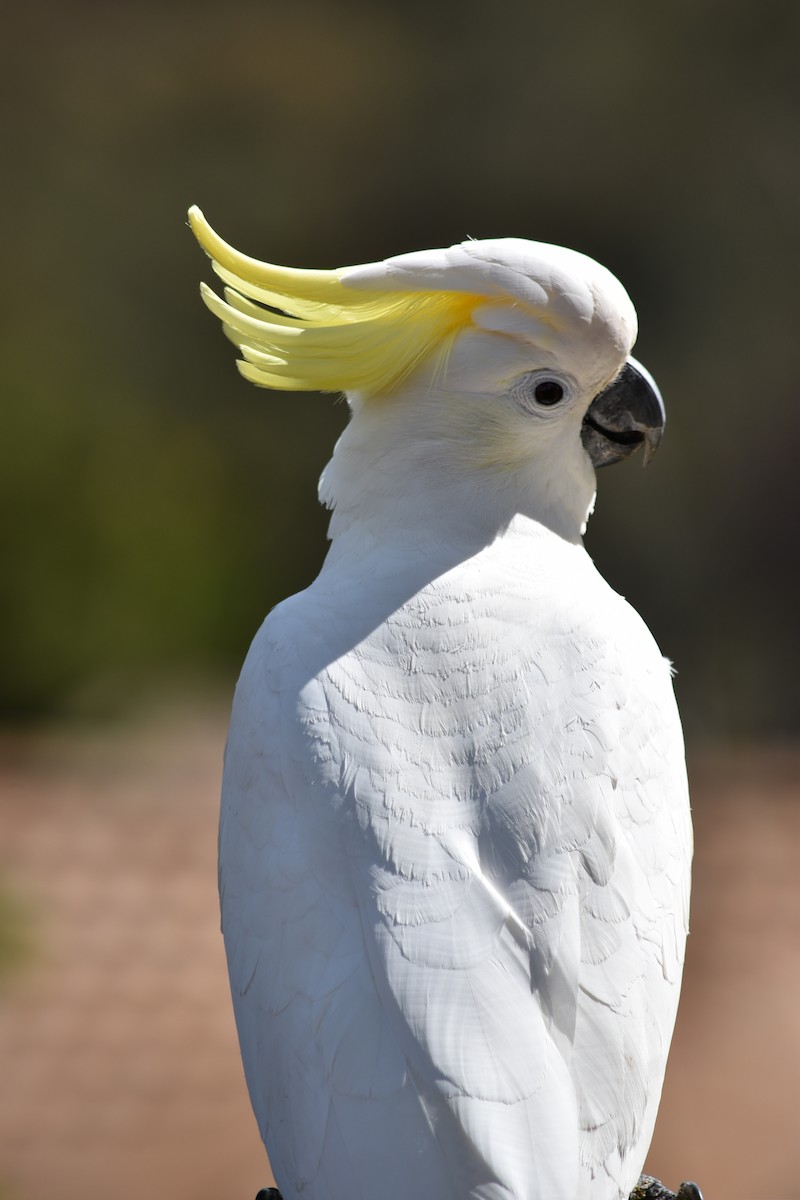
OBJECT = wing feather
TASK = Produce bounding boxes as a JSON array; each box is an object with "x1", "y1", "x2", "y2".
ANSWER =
[{"x1": 219, "y1": 537, "x2": 690, "y2": 1200}]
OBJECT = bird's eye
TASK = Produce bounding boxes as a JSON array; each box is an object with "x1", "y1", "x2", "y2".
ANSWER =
[
  {"x1": 511, "y1": 371, "x2": 575, "y2": 415},
  {"x1": 534, "y1": 380, "x2": 564, "y2": 406}
]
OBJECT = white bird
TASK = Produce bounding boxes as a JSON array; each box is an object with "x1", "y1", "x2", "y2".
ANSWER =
[{"x1": 189, "y1": 208, "x2": 692, "y2": 1200}]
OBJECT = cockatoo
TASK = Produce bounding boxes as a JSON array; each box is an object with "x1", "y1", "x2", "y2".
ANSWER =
[{"x1": 189, "y1": 208, "x2": 692, "y2": 1200}]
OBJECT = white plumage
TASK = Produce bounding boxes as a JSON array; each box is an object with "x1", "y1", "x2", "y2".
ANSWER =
[{"x1": 190, "y1": 211, "x2": 692, "y2": 1200}]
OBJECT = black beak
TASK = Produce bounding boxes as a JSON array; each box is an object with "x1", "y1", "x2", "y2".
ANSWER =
[{"x1": 581, "y1": 358, "x2": 665, "y2": 468}]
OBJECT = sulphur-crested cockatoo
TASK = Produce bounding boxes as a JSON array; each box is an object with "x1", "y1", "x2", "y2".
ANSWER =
[{"x1": 189, "y1": 208, "x2": 692, "y2": 1200}]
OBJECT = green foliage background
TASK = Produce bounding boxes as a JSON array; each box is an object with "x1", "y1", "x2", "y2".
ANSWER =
[{"x1": 3, "y1": 0, "x2": 798, "y2": 736}]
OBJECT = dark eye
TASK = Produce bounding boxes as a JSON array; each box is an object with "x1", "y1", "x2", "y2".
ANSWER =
[
  {"x1": 534, "y1": 380, "x2": 564, "y2": 406},
  {"x1": 511, "y1": 370, "x2": 575, "y2": 415}
]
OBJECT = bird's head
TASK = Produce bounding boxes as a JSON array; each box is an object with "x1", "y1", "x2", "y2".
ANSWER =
[{"x1": 189, "y1": 208, "x2": 664, "y2": 545}]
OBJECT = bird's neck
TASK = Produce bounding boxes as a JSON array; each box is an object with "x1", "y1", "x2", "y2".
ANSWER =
[{"x1": 318, "y1": 388, "x2": 597, "y2": 554}]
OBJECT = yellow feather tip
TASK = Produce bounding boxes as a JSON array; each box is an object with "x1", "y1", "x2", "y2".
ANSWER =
[{"x1": 188, "y1": 207, "x2": 479, "y2": 397}]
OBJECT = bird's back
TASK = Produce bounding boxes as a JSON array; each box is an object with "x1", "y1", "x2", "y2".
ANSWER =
[{"x1": 219, "y1": 523, "x2": 691, "y2": 1200}]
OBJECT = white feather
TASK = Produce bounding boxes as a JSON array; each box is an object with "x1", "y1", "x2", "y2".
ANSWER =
[{"x1": 211, "y1": 234, "x2": 692, "y2": 1200}]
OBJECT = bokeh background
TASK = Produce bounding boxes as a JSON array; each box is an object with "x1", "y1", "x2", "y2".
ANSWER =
[{"x1": 1, "y1": 1, "x2": 799, "y2": 1197}]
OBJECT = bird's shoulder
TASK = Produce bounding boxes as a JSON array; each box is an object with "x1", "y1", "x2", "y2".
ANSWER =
[{"x1": 224, "y1": 537, "x2": 682, "y2": 809}]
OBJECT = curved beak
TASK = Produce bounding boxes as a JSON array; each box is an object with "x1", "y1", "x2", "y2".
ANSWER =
[{"x1": 581, "y1": 357, "x2": 665, "y2": 468}]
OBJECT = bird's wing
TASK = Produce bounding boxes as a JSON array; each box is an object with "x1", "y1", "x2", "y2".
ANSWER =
[
  {"x1": 220, "y1": 593, "x2": 468, "y2": 1200},
  {"x1": 220, "y1": 554, "x2": 690, "y2": 1200}
]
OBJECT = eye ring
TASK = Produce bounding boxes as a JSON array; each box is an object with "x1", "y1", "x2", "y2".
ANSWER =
[{"x1": 511, "y1": 370, "x2": 575, "y2": 414}]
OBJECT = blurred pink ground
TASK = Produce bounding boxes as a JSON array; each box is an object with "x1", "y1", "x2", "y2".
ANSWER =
[{"x1": 0, "y1": 709, "x2": 798, "y2": 1200}]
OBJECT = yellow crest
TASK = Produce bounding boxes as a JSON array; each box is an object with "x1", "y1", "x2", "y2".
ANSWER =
[{"x1": 189, "y1": 208, "x2": 480, "y2": 397}]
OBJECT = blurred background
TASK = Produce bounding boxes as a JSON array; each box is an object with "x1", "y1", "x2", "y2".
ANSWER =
[{"x1": 1, "y1": 0, "x2": 798, "y2": 1197}]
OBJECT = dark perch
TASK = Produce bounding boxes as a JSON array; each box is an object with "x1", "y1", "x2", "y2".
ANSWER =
[
  {"x1": 256, "y1": 1176, "x2": 704, "y2": 1200},
  {"x1": 630, "y1": 1176, "x2": 704, "y2": 1200}
]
